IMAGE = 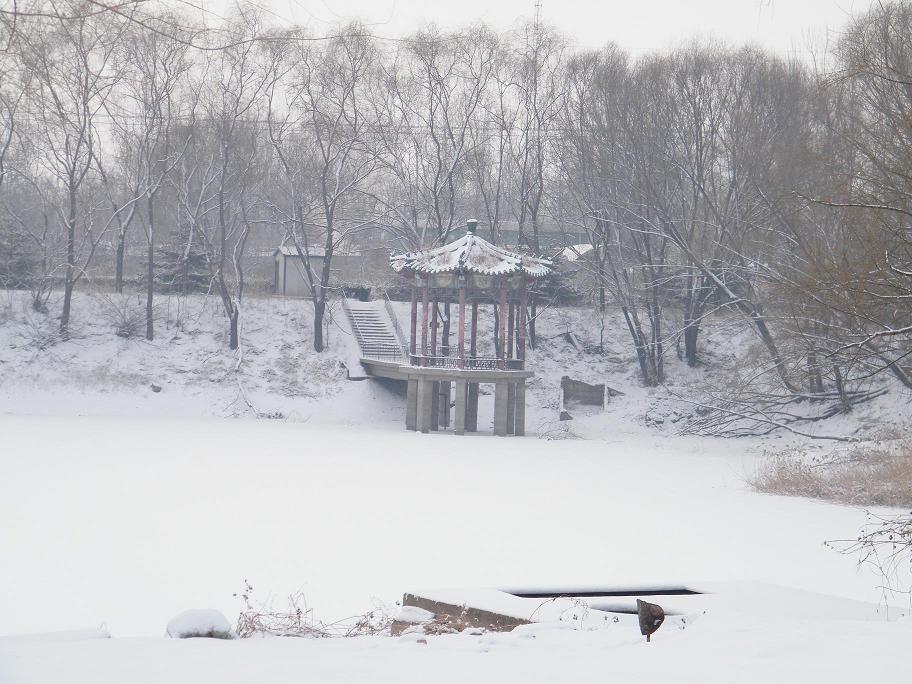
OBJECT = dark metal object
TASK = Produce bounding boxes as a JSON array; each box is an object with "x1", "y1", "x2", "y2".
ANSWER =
[
  {"x1": 505, "y1": 587, "x2": 700, "y2": 599},
  {"x1": 636, "y1": 599, "x2": 665, "y2": 642}
]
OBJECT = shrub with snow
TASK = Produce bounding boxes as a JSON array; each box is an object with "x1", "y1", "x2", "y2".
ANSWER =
[{"x1": 166, "y1": 609, "x2": 233, "y2": 639}]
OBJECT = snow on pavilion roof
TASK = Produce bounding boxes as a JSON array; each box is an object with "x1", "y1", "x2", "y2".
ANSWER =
[{"x1": 391, "y1": 231, "x2": 553, "y2": 278}]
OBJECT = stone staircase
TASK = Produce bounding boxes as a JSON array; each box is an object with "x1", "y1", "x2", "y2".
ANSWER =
[{"x1": 343, "y1": 299, "x2": 406, "y2": 362}]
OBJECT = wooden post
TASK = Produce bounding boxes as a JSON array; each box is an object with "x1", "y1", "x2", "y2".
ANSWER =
[
  {"x1": 470, "y1": 301, "x2": 479, "y2": 359},
  {"x1": 518, "y1": 278, "x2": 528, "y2": 366},
  {"x1": 457, "y1": 283, "x2": 467, "y2": 368},
  {"x1": 409, "y1": 284, "x2": 418, "y2": 362},
  {"x1": 421, "y1": 278, "x2": 429, "y2": 366},
  {"x1": 507, "y1": 301, "x2": 515, "y2": 361},
  {"x1": 430, "y1": 300, "x2": 438, "y2": 359},
  {"x1": 498, "y1": 281, "x2": 507, "y2": 369}
]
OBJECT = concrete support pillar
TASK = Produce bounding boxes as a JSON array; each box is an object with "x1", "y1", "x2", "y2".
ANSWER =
[
  {"x1": 417, "y1": 378, "x2": 432, "y2": 434},
  {"x1": 454, "y1": 380, "x2": 466, "y2": 435},
  {"x1": 405, "y1": 378, "x2": 418, "y2": 431},
  {"x1": 514, "y1": 380, "x2": 526, "y2": 436},
  {"x1": 507, "y1": 383, "x2": 516, "y2": 435},
  {"x1": 439, "y1": 381, "x2": 450, "y2": 429},
  {"x1": 430, "y1": 381, "x2": 440, "y2": 431},
  {"x1": 466, "y1": 383, "x2": 479, "y2": 432},
  {"x1": 494, "y1": 380, "x2": 509, "y2": 436}
]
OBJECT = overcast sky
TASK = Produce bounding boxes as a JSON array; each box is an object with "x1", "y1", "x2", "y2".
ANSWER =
[{"x1": 225, "y1": 0, "x2": 867, "y2": 58}]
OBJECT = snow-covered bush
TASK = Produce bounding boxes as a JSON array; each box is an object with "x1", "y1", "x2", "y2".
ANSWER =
[
  {"x1": 166, "y1": 609, "x2": 233, "y2": 639},
  {"x1": 95, "y1": 294, "x2": 147, "y2": 339},
  {"x1": 751, "y1": 439, "x2": 912, "y2": 507},
  {"x1": 234, "y1": 580, "x2": 392, "y2": 638}
]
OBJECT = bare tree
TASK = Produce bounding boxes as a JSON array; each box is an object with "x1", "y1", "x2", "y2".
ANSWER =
[
  {"x1": 370, "y1": 26, "x2": 496, "y2": 249},
  {"x1": 18, "y1": 3, "x2": 136, "y2": 335},
  {"x1": 114, "y1": 12, "x2": 192, "y2": 339},
  {"x1": 508, "y1": 21, "x2": 566, "y2": 254},
  {"x1": 173, "y1": 11, "x2": 268, "y2": 350},
  {"x1": 265, "y1": 24, "x2": 378, "y2": 352}
]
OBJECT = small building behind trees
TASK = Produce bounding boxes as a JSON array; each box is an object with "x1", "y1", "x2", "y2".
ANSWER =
[{"x1": 273, "y1": 246, "x2": 393, "y2": 298}]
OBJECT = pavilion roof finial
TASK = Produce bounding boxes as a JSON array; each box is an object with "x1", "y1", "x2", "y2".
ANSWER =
[{"x1": 466, "y1": 218, "x2": 478, "y2": 235}]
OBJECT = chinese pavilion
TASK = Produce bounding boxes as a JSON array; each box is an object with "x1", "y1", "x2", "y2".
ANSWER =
[{"x1": 386, "y1": 219, "x2": 553, "y2": 436}]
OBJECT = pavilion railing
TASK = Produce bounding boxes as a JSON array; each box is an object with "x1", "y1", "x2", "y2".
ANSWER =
[
  {"x1": 408, "y1": 354, "x2": 524, "y2": 371},
  {"x1": 361, "y1": 345, "x2": 409, "y2": 361}
]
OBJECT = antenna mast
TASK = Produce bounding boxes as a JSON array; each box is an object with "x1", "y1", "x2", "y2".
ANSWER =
[{"x1": 534, "y1": 0, "x2": 542, "y2": 28}]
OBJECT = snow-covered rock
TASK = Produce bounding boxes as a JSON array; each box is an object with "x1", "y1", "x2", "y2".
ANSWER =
[
  {"x1": 165, "y1": 610, "x2": 233, "y2": 639},
  {"x1": 393, "y1": 606, "x2": 435, "y2": 625}
]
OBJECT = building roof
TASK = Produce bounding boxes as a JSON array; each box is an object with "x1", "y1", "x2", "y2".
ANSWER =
[
  {"x1": 559, "y1": 244, "x2": 595, "y2": 263},
  {"x1": 391, "y1": 230, "x2": 553, "y2": 279},
  {"x1": 273, "y1": 246, "x2": 327, "y2": 258}
]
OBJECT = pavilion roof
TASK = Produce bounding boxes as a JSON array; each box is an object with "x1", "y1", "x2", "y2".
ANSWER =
[{"x1": 390, "y1": 231, "x2": 553, "y2": 279}]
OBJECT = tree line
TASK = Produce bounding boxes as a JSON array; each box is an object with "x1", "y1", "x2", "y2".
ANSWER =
[{"x1": 1, "y1": 1, "x2": 911, "y2": 432}]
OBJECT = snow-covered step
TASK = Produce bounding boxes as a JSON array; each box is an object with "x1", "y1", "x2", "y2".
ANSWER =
[{"x1": 343, "y1": 299, "x2": 406, "y2": 362}]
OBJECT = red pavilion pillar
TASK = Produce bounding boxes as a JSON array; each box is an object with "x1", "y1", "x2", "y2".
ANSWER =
[
  {"x1": 420, "y1": 276, "x2": 429, "y2": 366},
  {"x1": 430, "y1": 299, "x2": 438, "y2": 359},
  {"x1": 466, "y1": 300, "x2": 479, "y2": 432},
  {"x1": 518, "y1": 277, "x2": 528, "y2": 366},
  {"x1": 507, "y1": 299, "x2": 515, "y2": 362},
  {"x1": 457, "y1": 277, "x2": 466, "y2": 369},
  {"x1": 498, "y1": 279, "x2": 507, "y2": 369},
  {"x1": 409, "y1": 278, "x2": 418, "y2": 363}
]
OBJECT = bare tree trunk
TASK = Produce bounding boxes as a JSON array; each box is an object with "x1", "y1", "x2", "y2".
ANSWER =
[
  {"x1": 60, "y1": 184, "x2": 77, "y2": 336},
  {"x1": 682, "y1": 278, "x2": 708, "y2": 367},
  {"x1": 145, "y1": 191, "x2": 155, "y2": 341},
  {"x1": 115, "y1": 234, "x2": 126, "y2": 294},
  {"x1": 313, "y1": 298, "x2": 325, "y2": 352},
  {"x1": 622, "y1": 304, "x2": 656, "y2": 386},
  {"x1": 229, "y1": 306, "x2": 239, "y2": 350},
  {"x1": 649, "y1": 297, "x2": 664, "y2": 383}
]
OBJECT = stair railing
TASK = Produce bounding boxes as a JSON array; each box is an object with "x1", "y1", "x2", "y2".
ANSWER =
[
  {"x1": 342, "y1": 298, "x2": 368, "y2": 349},
  {"x1": 344, "y1": 297, "x2": 406, "y2": 362},
  {"x1": 383, "y1": 291, "x2": 409, "y2": 358}
]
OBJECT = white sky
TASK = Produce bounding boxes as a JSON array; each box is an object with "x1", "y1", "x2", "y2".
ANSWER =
[{"x1": 213, "y1": 0, "x2": 867, "y2": 58}]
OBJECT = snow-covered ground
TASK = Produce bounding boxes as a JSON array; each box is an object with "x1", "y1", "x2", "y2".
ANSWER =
[
  {"x1": 1, "y1": 290, "x2": 910, "y2": 682},
  {"x1": 1, "y1": 415, "x2": 909, "y2": 681},
  {"x1": 3, "y1": 614, "x2": 910, "y2": 684},
  {"x1": 2, "y1": 290, "x2": 908, "y2": 438}
]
